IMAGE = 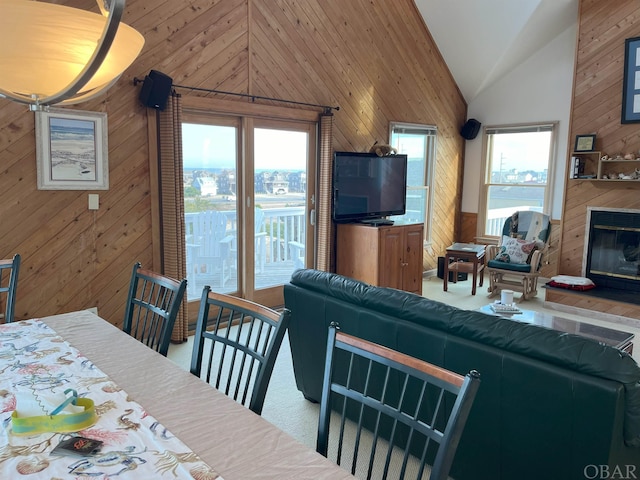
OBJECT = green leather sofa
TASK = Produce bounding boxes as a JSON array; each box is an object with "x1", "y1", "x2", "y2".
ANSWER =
[{"x1": 283, "y1": 269, "x2": 640, "y2": 480}]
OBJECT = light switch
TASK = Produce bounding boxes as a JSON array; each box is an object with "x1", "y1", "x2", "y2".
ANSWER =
[{"x1": 88, "y1": 194, "x2": 99, "y2": 210}]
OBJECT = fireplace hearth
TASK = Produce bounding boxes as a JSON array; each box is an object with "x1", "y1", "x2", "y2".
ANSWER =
[{"x1": 584, "y1": 208, "x2": 640, "y2": 297}]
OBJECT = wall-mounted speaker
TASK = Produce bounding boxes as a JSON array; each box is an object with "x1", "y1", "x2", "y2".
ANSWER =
[
  {"x1": 138, "y1": 70, "x2": 173, "y2": 110},
  {"x1": 460, "y1": 118, "x2": 481, "y2": 140}
]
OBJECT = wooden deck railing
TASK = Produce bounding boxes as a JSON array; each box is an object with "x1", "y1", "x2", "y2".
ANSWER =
[{"x1": 184, "y1": 207, "x2": 306, "y2": 297}]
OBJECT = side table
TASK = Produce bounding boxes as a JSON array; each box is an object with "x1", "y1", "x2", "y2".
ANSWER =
[{"x1": 444, "y1": 243, "x2": 487, "y2": 295}]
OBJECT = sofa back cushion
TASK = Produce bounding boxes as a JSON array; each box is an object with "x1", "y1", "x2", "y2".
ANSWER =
[{"x1": 289, "y1": 269, "x2": 640, "y2": 446}]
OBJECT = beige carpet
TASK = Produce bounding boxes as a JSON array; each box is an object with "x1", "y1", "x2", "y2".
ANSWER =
[{"x1": 167, "y1": 275, "x2": 640, "y2": 460}]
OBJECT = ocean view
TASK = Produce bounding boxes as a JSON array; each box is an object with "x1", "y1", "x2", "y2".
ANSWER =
[{"x1": 49, "y1": 120, "x2": 97, "y2": 181}]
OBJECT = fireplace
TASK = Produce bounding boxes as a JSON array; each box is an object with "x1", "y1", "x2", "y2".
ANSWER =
[{"x1": 584, "y1": 208, "x2": 640, "y2": 293}]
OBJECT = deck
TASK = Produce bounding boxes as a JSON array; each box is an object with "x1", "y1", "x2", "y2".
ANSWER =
[
  {"x1": 186, "y1": 259, "x2": 299, "y2": 301},
  {"x1": 184, "y1": 208, "x2": 305, "y2": 301}
]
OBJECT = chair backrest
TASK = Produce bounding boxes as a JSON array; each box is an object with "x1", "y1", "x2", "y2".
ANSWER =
[
  {"x1": 190, "y1": 210, "x2": 232, "y2": 258},
  {"x1": 190, "y1": 286, "x2": 291, "y2": 415},
  {"x1": 122, "y1": 262, "x2": 187, "y2": 356},
  {"x1": 501, "y1": 211, "x2": 551, "y2": 247},
  {"x1": 0, "y1": 254, "x2": 20, "y2": 323},
  {"x1": 317, "y1": 323, "x2": 480, "y2": 480}
]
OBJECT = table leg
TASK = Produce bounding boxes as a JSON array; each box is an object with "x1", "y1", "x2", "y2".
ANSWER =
[
  {"x1": 471, "y1": 259, "x2": 478, "y2": 295},
  {"x1": 479, "y1": 255, "x2": 485, "y2": 287}
]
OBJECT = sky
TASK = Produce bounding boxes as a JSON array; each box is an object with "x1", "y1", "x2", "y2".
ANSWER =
[
  {"x1": 490, "y1": 131, "x2": 552, "y2": 172},
  {"x1": 182, "y1": 124, "x2": 308, "y2": 170}
]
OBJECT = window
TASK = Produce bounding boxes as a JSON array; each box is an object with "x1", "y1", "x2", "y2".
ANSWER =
[
  {"x1": 479, "y1": 123, "x2": 556, "y2": 238},
  {"x1": 389, "y1": 122, "x2": 437, "y2": 243}
]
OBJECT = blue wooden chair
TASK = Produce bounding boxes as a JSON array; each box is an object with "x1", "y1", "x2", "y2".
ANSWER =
[
  {"x1": 185, "y1": 211, "x2": 235, "y2": 290},
  {"x1": 0, "y1": 254, "x2": 20, "y2": 323},
  {"x1": 254, "y1": 207, "x2": 267, "y2": 273}
]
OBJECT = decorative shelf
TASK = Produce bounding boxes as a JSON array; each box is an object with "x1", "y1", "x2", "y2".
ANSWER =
[
  {"x1": 569, "y1": 151, "x2": 640, "y2": 181},
  {"x1": 600, "y1": 159, "x2": 640, "y2": 162}
]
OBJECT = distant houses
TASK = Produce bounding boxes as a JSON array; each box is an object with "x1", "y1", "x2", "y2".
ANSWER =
[
  {"x1": 192, "y1": 176, "x2": 217, "y2": 196},
  {"x1": 187, "y1": 169, "x2": 306, "y2": 196},
  {"x1": 257, "y1": 171, "x2": 289, "y2": 194}
]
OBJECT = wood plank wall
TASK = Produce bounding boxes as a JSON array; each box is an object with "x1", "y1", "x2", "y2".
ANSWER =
[
  {"x1": 556, "y1": 0, "x2": 640, "y2": 315},
  {"x1": 0, "y1": 0, "x2": 465, "y2": 327}
]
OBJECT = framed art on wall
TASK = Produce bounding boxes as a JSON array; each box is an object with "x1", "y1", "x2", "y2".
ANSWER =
[
  {"x1": 35, "y1": 108, "x2": 109, "y2": 190},
  {"x1": 622, "y1": 36, "x2": 640, "y2": 124},
  {"x1": 574, "y1": 134, "x2": 596, "y2": 152}
]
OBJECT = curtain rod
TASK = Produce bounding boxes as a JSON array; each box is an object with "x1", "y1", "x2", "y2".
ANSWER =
[{"x1": 171, "y1": 83, "x2": 339, "y2": 113}]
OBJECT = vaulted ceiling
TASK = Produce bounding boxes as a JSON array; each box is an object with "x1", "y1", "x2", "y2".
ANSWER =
[{"x1": 415, "y1": 0, "x2": 579, "y2": 103}]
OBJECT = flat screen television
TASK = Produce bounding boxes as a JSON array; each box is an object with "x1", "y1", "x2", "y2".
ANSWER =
[{"x1": 332, "y1": 151, "x2": 407, "y2": 224}]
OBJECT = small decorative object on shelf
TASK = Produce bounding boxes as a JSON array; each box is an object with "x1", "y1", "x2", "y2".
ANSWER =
[
  {"x1": 570, "y1": 156, "x2": 585, "y2": 178},
  {"x1": 601, "y1": 169, "x2": 640, "y2": 180},
  {"x1": 574, "y1": 134, "x2": 596, "y2": 152},
  {"x1": 596, "y1": 152, "x2": 640, "y2": 180},
  {"x1": 569, "y1": 150, "x2": 600, "y2": 179}
]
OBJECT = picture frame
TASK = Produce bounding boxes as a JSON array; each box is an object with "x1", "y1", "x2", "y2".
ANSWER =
[
  {"x1": 574, "y1": 134, "x2": 596, "y2": 152},
  {"x1": 622, "y1": 36, "x2": 640, "y2": 124},
  {"x1": 35, "y1": 108, "x2": 108, "y2": 190}
]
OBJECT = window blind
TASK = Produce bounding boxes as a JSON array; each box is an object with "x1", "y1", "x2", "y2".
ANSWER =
[{"x1": 486, "y1": 124, "x2": 554, "y2": 135}]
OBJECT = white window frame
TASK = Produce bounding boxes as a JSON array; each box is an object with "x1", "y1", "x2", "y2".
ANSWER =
[
  {"x1": 477, "y1": 122, "x2": 557, "y2": 242},
  {"x1": 389, "y1": 122, "x2": 437, "y2": 244}
]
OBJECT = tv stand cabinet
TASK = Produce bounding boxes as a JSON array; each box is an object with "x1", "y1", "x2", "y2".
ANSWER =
[{"x1": 336, "y1": 223, "x2": 423, "y2": 295}]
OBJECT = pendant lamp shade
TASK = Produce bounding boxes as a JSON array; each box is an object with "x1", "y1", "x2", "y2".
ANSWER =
[{"x1": 0, "y1": 0, "x2": 144, "y2": 109}]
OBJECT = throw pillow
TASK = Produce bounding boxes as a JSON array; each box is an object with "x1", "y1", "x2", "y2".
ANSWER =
[
  {"x1": 547, "y1": 275, "x2": 596, "y2": 291},
  {"x1": 547, "y1": 280, "x2": 596, "y2": 291},
  {"x1": 494, "y1": 235, "x2": 537, "y2": 264}
]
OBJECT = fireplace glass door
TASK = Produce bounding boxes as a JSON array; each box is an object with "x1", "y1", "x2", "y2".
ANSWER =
[{"x1": 586, "y1": 210, "x2": 640, "y2": 292}]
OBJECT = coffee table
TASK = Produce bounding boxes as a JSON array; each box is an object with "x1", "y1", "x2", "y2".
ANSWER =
[
  {"x1": 444, "y1": 243, "x2": 486, "y2": 295},
  {"x1": 478, "y1": 304, "x2": 635, "y2": 354}
]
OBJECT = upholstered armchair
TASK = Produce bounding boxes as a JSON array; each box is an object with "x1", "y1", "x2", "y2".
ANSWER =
[{"x1": 486, "y1": 211, "x2": 551, "y2": 302}]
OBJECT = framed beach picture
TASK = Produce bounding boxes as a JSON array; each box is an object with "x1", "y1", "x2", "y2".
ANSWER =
[{"x1": 35, "y1": 108, "x2": 108, "y2": 190}]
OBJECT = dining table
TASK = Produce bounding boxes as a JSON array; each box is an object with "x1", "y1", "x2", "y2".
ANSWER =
[{"x1": 1, "y1": 310, "x2": 354, "y2": 479}]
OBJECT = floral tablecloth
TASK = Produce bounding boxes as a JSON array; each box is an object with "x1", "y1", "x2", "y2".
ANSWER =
[{"x1": 0, "y1": 319, "x2": 222, "y2": 479}]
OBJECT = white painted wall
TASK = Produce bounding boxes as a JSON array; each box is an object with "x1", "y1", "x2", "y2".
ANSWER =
[{"x1": 461, "y1": 24, "x2": 577, "y2": 220}]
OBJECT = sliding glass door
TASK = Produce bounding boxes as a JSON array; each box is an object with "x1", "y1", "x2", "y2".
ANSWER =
[
  {"x1": 182, "y1": 116, "x2": 240, "y2": 301},
  {"x1": 250, "y1": 120, "x2": 314, "y2": 305},
  {"x1": 182, "y1": 113, "x2": 315, "y2": 308}
]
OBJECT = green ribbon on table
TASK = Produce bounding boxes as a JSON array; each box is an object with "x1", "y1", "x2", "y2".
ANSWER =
[{"x1": 11, "y1": 389, "x2": 98, "y2": 436}]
